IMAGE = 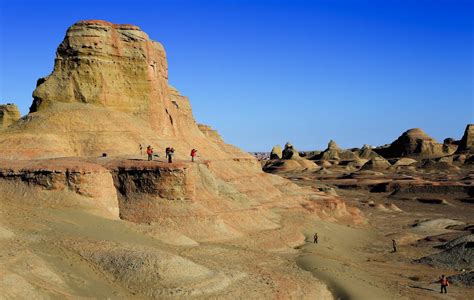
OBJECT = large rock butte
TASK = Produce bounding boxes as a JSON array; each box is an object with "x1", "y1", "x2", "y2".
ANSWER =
[{"x1": 0, "y1": 20, "x2": 244, "y2": 160}]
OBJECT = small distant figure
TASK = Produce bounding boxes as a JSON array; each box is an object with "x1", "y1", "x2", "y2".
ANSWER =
[
  {"x1": 168, "y1": 147, "x2": 175, "y2": 163},
  {"x1": 313, "y1": 232, "x2": 318, "y2": 244},
  {"x1": 438, "y1": 275, "x2": 449, "y2": 294},
  {"x1": 146, "y1": 145, "x2": 153, "y2": 161},
  {"x1": 165, "y1": 147, "x2": 170, "y2": 161},
  {"x1": 139, "y1": 144, "x2": 143, "y2": 156},
  {"x1": 190, "y1": 148, "x2": 198, "y2": 162},
  {"x1": 392, "y1": 239, "x2": 397, "y2": 253}
]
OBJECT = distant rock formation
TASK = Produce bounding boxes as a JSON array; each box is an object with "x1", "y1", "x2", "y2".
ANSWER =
[
  {"x1": 282, "y1": 142, "x2": 300, "y2": 160},
  {"x1": 270, "y1": 145, "x2": 282, "y2": 159},
  {"x1": 374, "y1": 128, "x2": 454, "y2": 159},
  {"x1": 357, "y1": 144, "x2": 382, "y2": 160},
  {"x1": 312, "y1": 140, "x2": 358, "y2": 161},
  {"x1": 0, "y1": 104, "x2": 20, "y2": 129},
  {"x1": 457, "y1": 124, "x2": 474, "y2": 153},
  {"x1": 361, "y1": 157, "x2": 391, "y2": 171}
]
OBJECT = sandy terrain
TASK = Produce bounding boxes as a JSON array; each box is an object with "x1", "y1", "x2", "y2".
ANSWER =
[{"x1": 276, "y1": 167, "x2": 474, "y2": 300}]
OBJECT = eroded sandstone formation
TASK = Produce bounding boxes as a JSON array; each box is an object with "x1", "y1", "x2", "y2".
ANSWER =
[
  {"x1": 457, "y1": 124, "x2": 474, "y2": 153},
  {"x1": 270, "y1": 145, "x2": 282, "y2": 159},
  {"x1": 0, "y1": 104, "x2": 20, "y2": 129},
  {"x1": 374, "y1": 128, "x2": 456, "y2": 159},
  {"x1": 0, "y1": 20, "x2": 226, "y2": 160}
]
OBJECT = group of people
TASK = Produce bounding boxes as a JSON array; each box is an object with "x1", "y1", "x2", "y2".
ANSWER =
[{"x1": 140, "y1": 144, "x2": 197, "y2": 163}]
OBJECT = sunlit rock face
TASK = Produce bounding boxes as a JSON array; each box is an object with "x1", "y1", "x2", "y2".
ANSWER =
[{"x1": 0, "y1": 104, "x2": 20, "y2": 129}]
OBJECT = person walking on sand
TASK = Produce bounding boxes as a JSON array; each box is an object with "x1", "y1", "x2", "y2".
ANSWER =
[
  {"x1": 190, "y1": 148, "x2": 198, "y2": 162},
  {"x1": 168, "y1": 147, "x2": 175, "y2": 163},
  {"x1": 313, "y1": 232, "x2": 318, "y2": 244},
  {"x1": 146, "y1": 145, "x2": 153, "y2": 161},
  {"x1": 437, "y1": 275, "x2": 449, "y2": 294},
  {"x1": 139, "y1": 144, "x2": 143, "y2": 156},
  {"x1": 392, "y1": 239, "x2": 397, "y2": 253}
]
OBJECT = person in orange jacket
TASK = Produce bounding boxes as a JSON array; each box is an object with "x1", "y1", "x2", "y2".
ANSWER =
[{"x1": 190, "y1": 149, "x2": 198, "y2": 162}]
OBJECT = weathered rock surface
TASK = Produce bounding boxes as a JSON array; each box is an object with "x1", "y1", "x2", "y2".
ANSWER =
[
  {"x1": 436, "y1": 234, "x2": 474, "y2": 249},
  {"x1": 270, "y1": 145, "x2": 282, "y2": 159},
  {"x1": 282, "y1": 142, "x2": 300, "y2": 160},
  {"x1": 448, "y1": 271, "x2": 474, "y2": 286},
  {"x1": 374, "y1": 128, "x2": 454, "y2": 159},
  {"x1": 357, "y1": 145, "x2": 382, "y2": 160},
  {"x1": 312, "y1": 140, "x2": 358, "y2": 161},
  {"x1": 361, "y1": 157, "x2": 391, "y2": 171},
  {"x1": 457, "y1": 124, "x2": 474, "y2": 153},
  {"x1": 415, "y1": 241, "x2": 474, "y2": 270},
  {"x1": 0, "y1": 20, "x2": 232, "y2": 160},
  {"x1": 0, "y1": 104, "x2": 20, "y2": 129}
]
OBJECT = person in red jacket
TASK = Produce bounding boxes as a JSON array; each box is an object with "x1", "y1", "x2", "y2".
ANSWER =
[
  {"x1": 190, "y1": 149, "x2": 198, "y2": 162},
  {"x1": 146, "y1": 145, "x2": 153, "y2": 161},
  {"x1": 437, "y1": 275, "x2": 449, "y2": 294}
]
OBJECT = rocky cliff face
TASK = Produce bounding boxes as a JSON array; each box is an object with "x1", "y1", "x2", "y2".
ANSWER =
[
  {"x1": 0, "y1": 104, "x2": 20, "y2": 129},
  {"x1": 0, "y1": 20, "x2": 243, "y2": 160},
  {"x1": 457, "y1": 124, "x2": 474, "y2": 153},
  {"x1": 32, "y1": 21, "x2": 167, "y2": 116}
]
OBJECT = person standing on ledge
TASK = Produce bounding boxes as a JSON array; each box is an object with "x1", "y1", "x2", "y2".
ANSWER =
[
  {"x1": 168, "y1": 147, "x2": 175, "y2": 163},
  {"x1": 190, "y1": 148, "x2": 198, "y2": 162},
  {"x1": 313, "y1": 232, "x2": 318, "y2": 244},
  {"x1": 392, "y1": 239, "x2": 397, "y2": 253},
  {"x1": 165, "y1": 147, "x2": 170, "y2": 161},
  {"x1": 146, "y1": 145, "x2": 153, "y2": 161}
]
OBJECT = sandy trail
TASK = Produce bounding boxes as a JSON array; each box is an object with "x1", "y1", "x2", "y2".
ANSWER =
[{"x1": 294, "y1": 220, "x2": 402, "y2": 300}]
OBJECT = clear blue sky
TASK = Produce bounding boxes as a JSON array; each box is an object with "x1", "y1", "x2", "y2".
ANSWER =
[{"x1": 0, "y1": 0, "x2": 472, "y2": 151}]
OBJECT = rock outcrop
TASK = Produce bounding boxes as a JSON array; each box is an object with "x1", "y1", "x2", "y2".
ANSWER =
[
  {"x1": 0, "y1": 20, "x2": 240, "y2": 160},
  {"x1": 415, "y1": 241, "x2": 474, "y2": 270},
  {"x1": 457, "y1": 124, "x2": 474, "y2": 153},
  {"x1": 282, "y1": 142, "x2": 300, "y2": 160},
  {"x1": 270, "y1": 145, "x2": 282, "y2": 159},
  {"x1": 374, "y1": 128, "x2": 454, "y2": 159},
  {"x1": 357, "y1": 145, "x2": 381, "y2": 160},
  {"x1": 361, "y1": 157, "x2": 391, "y2": 171},
  {"x1": 312, "y1": 140, "x2": 358, "y2": 161},
  {"x1": 0, "y1": 104, "x2": 20, "y2": 129}
]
